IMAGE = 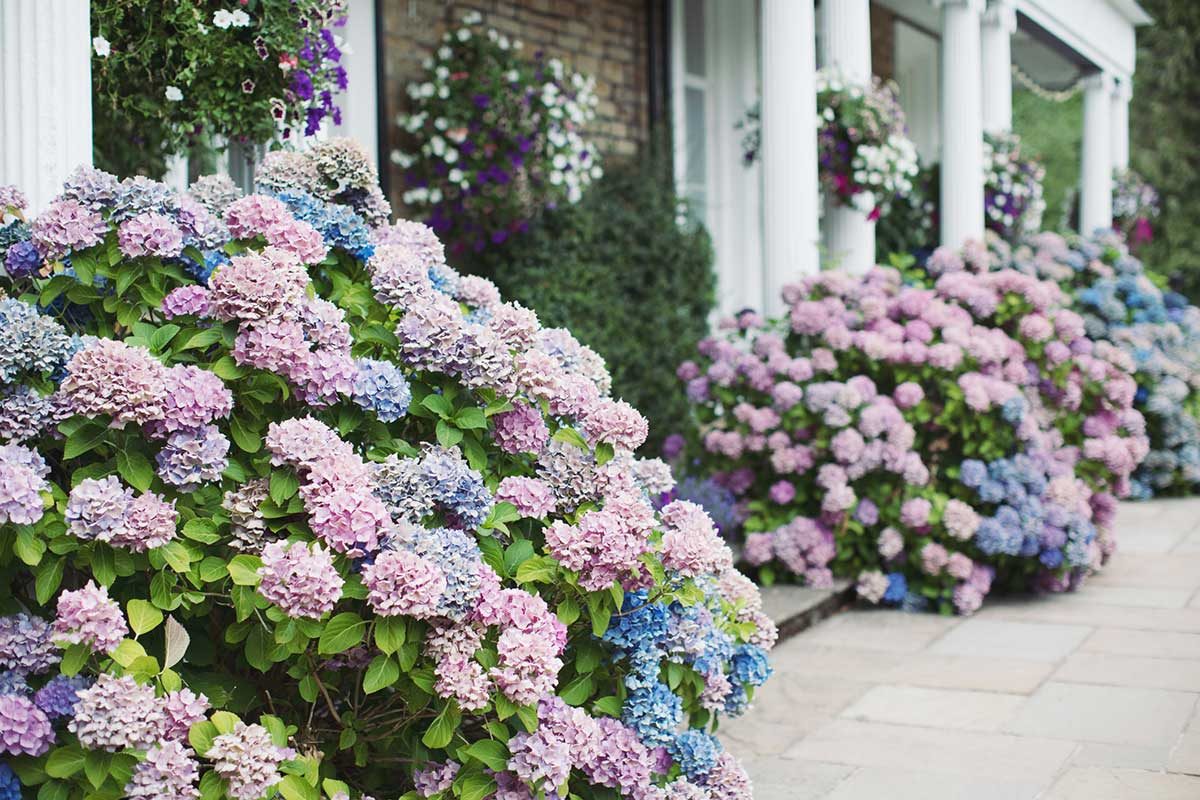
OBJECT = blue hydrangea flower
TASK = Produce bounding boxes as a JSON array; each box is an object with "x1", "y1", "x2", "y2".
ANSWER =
[
  {"x1": 669, "y1": 729, "x2": 722, "y2": 780},
  {"x1": 730, "y1": 644, "x2": 772, "y2": 687},
  {"x1": 622, "y1": 682, "x2": 683, "y2": 748},
  {"x1": 0, "y1": 671, "x2": 29, "y2": 696},
  {"x1": 4, "y1": 241, "x2": 41, "y2": 278},
  {"x1": 352, "y1": 358, "x2": 411, "y2": 423},
  {"x1": 0, "y1": 299, "x2": 74, "y2": 381},
  {"x1": 0, "y1": 762, "x2": 20, "y2": 800},
  {"x1": 33, "y1": 675, "x2": 89, "y2": 719},
  {"x1": 959, "y1": 459, "x2": 986, "y2": 488},
  {"x1": 882, "y1": 572, "x2": 908, "y2": 604}
]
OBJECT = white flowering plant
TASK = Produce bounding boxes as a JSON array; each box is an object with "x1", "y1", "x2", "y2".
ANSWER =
[
  {"x1": 816, "y1": 70, "x2": 920, "y2": 220},
  {"x1": 91, "y1": 0, "x2": 350, "y2": 173},
  {"x1": 392, "y1": 13, "x2": 602, "y2": 258},
  {"x1": 982, "y1": 132, "x2": 1046, "y2": 243}
]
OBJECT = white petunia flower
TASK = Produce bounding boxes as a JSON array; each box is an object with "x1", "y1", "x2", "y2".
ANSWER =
[
  {"x1": 92, "y1": 36, "x2": 111, "y2": 57},
  {"x1": 165, "y1": 86, "x2": 183, "y2": 102},
  {"x1": 212, "y1": 9, "x2": 234, "y2": 29}
]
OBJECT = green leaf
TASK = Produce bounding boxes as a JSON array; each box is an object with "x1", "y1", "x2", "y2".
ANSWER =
[
  {"x1": 83, "y1": 749, "x2": 112, "y2": 789},
  {"x1": 586, "y1": 592, "x2": 611, "y2": 637},
  {"x1": 422, "y1": 393, "x2": 453, "y2": 418},
  {"x1": 149, "y1": 324, "x2": 181, "y2": 351},
  {"x1": 58, "y1": 643, "x2": 89, "y2": 676},
  {"x1": 557, "y1": 674, "x2": 593, "y2": 706},
  {"x1": 14, "y1": 529, "x2": 45, "y2": 567},
  {"x1": 502, "y1": 539, "x2": 535, "y2": 575},
  {"x1": 35, "y1": 557, "x2": 65, "y2": 604},
  {"x1": 516, "y1": 703, "x2": 538, "y2": 732},
  {"x1": 318, "y1": 612, "x2": 367, "y2": 655},
  {"x1": 227, "y1": 554, "x2": 264, "y2": 586},
  {"x1": 453, "y1": 407, "x2": 488, "y2": 429},
  {"x1": 435, "y1": 419, "x2": 463, "y2": 447},
  {"x1": 229, "y1": 415, "x2": 262, "y2": 453},
  {"x1": 463, "y1": 739, "x2": 510, "y2": 771},
  {"x1": 116, "y1": 448, "x2": 155, "y2": 492},
  {"x1": 210, "y1": 711, "x2": 239, "y2": 735},
  {"x1": 362, "y1": 655, "x2": 400, "y2": 694},
  {"x1": 592, "y1": 695, "x2": 622, "y2": 717},
  {"x1": 45, "y1": 745, "x2": 87, "y2": 778},
  {"x1": 515, "y1": 555, "x2": 558, "y2": 585},
  {"x1": 421, "y1": 700, "x2": 462, "y2": 749},
  {"x1": 91, "y1": 543, "x2": 116, "y2": 585},
  {"x1": 37, "y1": 780, "x2": 68, "y2": 800},
  {"x1": 127, "y1": 599, "x2": 164, "y2": 635},
  {"x1": 269, "y1": 470, "x2": 300, "y2": 505},
  {"x1": 159, "y1": 540, "x2": 195, "y2": 574},
  {"x1": 556, "y1": 596, "x2": 581, "y2": 626},
  {"x1": 595, "y1": 442, "x2": 615, "y2": 466},
  {"x1": 62, "y1": 423, "x2": 107, "y2": 459},
  {"x1": 178, "y1": 327, "x2": 223, "y2": 351},
  {"x1": 455, "y1": 774, "x2": 497, "y2": 800},
  {"x1": 109, "y1": 638, "x2": 148, "y2": 667},
  {"x1": 278, "y1": 774, "x2": 319, "y2": 800},
  {"x1": 551, "y1": 426, "x2": 589, "y2": 450},
  {"x1": 374, "y1": 617, "x2": 406, "y2": 654}
]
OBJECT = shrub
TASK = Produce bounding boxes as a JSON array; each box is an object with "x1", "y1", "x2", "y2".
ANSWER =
[
  {"x1": 467, "y1": 156, "x2": 716, "y2": 456},
  {"x1": 1112, "y1": 169, "x2": 1161, "y2": 250},
  {"x1": 674, "y1": 257, "x2": 1145, "y2": 613},
  {"x1": 91, "y1": 0, "x2": 348, "y2": 171},
  {"x1": 392, "y1": 12, "x2": 602, "y2": 258},
  {"x1": 983, "y1": 231, "x2": 1200, "y2": 497},
  {"x1": 0, "y1": 140, "x2": 770, "y2": 800}
]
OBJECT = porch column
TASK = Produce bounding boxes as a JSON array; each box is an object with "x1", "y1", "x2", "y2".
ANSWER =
[
  {"x1": 760, "y1": 0, "x2": 820, "y2": 315},
  {"x1": 0, "y1": 0, "x2": 94, "y2": 212},
  {"x1": 335, "y1": 0, "x2": 380, "y2": 169},
  {"x1": 818, "y1": 0, "x2": 875, "y2": 274},
  {"x1": 981, "y1": 0, "x2": 1016, "y2": 133},
  {"x1": 1111, "y1": 78, "x2": 1131, "y2": 171},
  {"x1": 936, "y1": 0, "x2": 986, "y2": 247},
  {"x1": 1080, "y1": 72, "x2": 1114, "y2": 234}
]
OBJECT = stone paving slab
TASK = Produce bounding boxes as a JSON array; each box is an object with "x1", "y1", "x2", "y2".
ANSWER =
[{"x1": 725, "y1": 498, "x2": 1200, "y2": 799}]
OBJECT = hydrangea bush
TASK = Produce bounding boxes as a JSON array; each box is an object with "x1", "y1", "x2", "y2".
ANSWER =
[
  {"x1": 674, "y1": 257, "x2": 1146, "y2": 613},
  {"x1": 979, "y1": 231, "x2": 1200, "y2": 497},
  {"x1": 816, "y1": 70, "x2": 920, "y2": 221},
  {"x1": 392, "y1": 12, "x2": 602, "y2": 257},
  {"x1": 0, "y1": 141, "x2": 771, "y2": 800},
  {"x1": 982, "y1": 132, "x2": 1045, "y2": 243}
]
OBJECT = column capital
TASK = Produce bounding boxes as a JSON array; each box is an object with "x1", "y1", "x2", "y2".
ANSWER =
[
  {"x1": 932, "y1": 0, "x2": 985, "y2": 14},
  {"x1": 1081, "y1": 71, "x2": 1116, "y2": 94},
  {"x1": 1112, "y1": 78, "x2": 1133, "y2": 101},
  {"x1": 983, "y1": 0, "x2": 1017, "y2": 32}
]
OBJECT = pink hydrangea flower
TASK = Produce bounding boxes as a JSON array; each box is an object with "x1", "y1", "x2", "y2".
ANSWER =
[
  {"x1": 496, "y1": 476, "x2": 556, "y2": 518},
  {"x1": 362, "y1": 549, "x2": 447, "y2": 619},
  {"x1": 257, "y1": 541, "x2": 344, "y2": 619},
  {"x1": 118, "y1": 212, "x2": 184, "y2": 258},
  {"x1": 53, "y1": 580, "x2": 128, "y2": 653}
]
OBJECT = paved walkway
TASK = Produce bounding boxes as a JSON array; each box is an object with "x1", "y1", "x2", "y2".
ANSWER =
[{"x1": 723, "y1": 499, "x2": 1200, "y2": 800}]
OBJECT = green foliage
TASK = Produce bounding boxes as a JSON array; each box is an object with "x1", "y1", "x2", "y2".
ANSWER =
[
  {"x1": 1012, "y1": 89, "x2": 1083, "y2": 231},
  {"x1": 1127, "y1": 0, "x2": 1200, "y2": 299},
  {"x1": 465, "y1": 154, "x2": 716, "y2": 454},
  {"x1": 91, "y1": 0, "x2": 347, "y2": 173}
]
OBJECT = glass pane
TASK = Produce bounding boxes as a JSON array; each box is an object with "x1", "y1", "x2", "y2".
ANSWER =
[
  {"x1": 685, "y1": 87, "x2": 707, "y2": 188},
  {"x1": 684, "y1": 0, "x2": 706, "y2": 77}
]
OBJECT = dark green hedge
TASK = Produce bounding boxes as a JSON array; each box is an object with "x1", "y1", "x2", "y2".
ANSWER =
[{"x1": 463, "y1": 155, "x2": 715, "y2": 453}]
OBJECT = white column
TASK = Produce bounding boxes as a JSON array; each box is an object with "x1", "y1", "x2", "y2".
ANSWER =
[
  {"x1": 760, "y1": 0, "x2": 820, "y2": 315},
  {"x1": 818, "y1": 0, "x2": 875, "y2": 273},
  {"x1": 1111, "y1": 78, "x2": 1131, "y2": 171},
  {"x1": 334, "y1": 0, "x2": 380, "y2": 168},
  {"x1": 1080, "y1": 72, "x2": 1114, "y2": 234},
  {"x1": 981, "y1": 0, "x2": 1016, "y2": 133},
  {"x1": 936, "y1": 0, "x2": 986, "y2": 248},
  {"x1": 0, "y1": 0, "x2": 94, "y2": 212}
]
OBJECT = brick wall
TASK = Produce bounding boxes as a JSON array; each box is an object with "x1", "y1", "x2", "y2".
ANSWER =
[
  {"x1": 870, "y1": 2, "x2": 896, "y2": 83},
  {"x1": 378, "y1": 0, "x2": 650, "y2": 210}
]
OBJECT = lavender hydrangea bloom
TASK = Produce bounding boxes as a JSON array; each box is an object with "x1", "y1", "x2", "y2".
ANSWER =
[
  {"x1": 0, "y1": 613, "x2": 59, "y2": 675},
  {"x1": 0, "y1": 671, "x2": 29, "y2": 696},
  {"x1": 0, "y1": 693, "x2": 54, "y2": 755},
  {"x1": 52, "y1": 580, "x2": 129, "y2": 654},
  {"x1": 156, "y1": 425, "x2": 230, "y2": 490},
  {"x1": 257, "y1": 541, "x2": 344, "y2": 619},
  {"x1": 206, "y1": 722, "x2": 295, "y2": 800},
  {"x1": 68, "y1": 674, "x2": 163, "y2": 751},
  {"x1": 351, "y1": 358, "x2": 411, "y2": 422},
  {"x1": 33, "y1": 675, "x2": 89, "y2": 719},
  {"x1": 65, "y1": 476, "x2": 132, "y2": 542},
  {"x1": 124, "y1": 740, "x2": 201, "y2": 800}
]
